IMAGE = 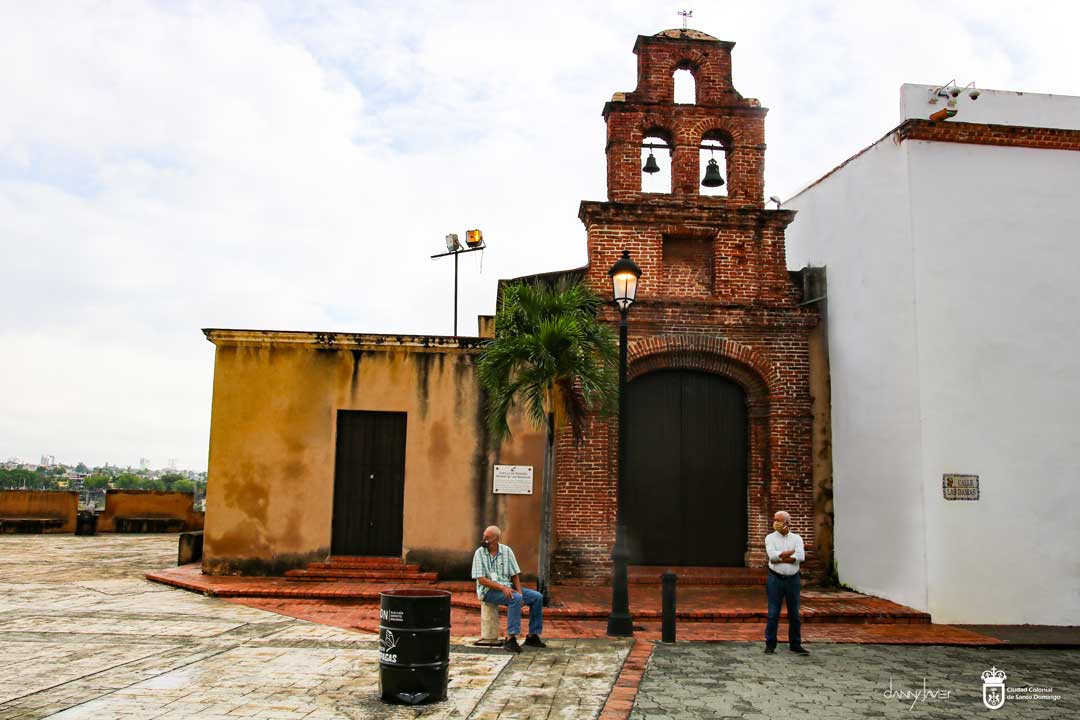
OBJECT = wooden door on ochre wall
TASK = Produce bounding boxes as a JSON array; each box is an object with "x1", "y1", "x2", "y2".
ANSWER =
[
  {"x1": 624, "y1": 370, "x2": 747, "y2": 565},
  {"x1": 332, "y1": 411, "x2": 407, "y2": 556}
]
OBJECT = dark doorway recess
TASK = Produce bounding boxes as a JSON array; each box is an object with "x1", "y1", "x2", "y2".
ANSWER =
[
  {"x1": 332, "y1": 411, "x2": 407, "y2": 556},
  {"x1": 624, "y1": 370, "x2": 747, "y2": 565}
]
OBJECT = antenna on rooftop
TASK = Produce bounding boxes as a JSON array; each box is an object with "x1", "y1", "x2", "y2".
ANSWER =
[{"x1": 678, "y1": 9, "x2": 693, "y2": 29}]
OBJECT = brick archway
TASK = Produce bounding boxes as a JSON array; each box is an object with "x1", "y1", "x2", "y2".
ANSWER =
[{"x1": 627, "y1": 335, "x2": 775, "y2": 565}]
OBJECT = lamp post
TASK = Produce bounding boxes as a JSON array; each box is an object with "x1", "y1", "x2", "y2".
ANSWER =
[
  {"x1": 431, "y1": 230, "x2": 486, "y2": 336},
  {"x1": 607, "y1": 249, "x2": 641, "y2": 637}
]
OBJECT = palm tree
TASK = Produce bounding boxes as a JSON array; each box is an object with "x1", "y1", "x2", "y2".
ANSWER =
[{"x1": 478, "y1": 276, "x2": 618, "y2": 601}]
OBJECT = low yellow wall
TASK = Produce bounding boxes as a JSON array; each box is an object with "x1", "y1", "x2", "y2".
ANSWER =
[
  {"x1": 202, "y1": 332, "x2": 547, "y2": 577},
  {"x1": 0, "y1": 490, "x2": 78, "y2": 533},
  {"x1": 97, "y1": 490, "x2": 203, "y2": 532}
]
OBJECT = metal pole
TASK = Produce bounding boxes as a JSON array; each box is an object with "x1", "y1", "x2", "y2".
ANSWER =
[
  {"x1": 608, "y1": 307, "x2": 633, "y2": 636},
  {"x1": 662, "y1": 572, "x2": 677, "y2": 643},
  {"x1": 453, "y1": 251, "x2": 459, "y2": 336}
]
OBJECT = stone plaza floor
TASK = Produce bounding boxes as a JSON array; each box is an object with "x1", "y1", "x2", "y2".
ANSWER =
[
  {"x1": 1, "y1": 534, "x2": 1077, "y2": 719},
  {"x1": 630, "y1": 642, "x2": 1080, "y2": 719},
  {"x1": 0, "y1": 535, "x2": 628, "y2": 719}
]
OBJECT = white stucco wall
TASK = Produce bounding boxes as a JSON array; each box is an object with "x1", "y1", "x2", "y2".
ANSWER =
[
  {"x1": 784, "y1": 88, "x2": 1080, "y2": 625},
  {"x1": 907, "y1": 140, "x2": 1080, "y2": 624},
  {"x1": 784, "y1": 139, "x2": 930, "y2": 614}
]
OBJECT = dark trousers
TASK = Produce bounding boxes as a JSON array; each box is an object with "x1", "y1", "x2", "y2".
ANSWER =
[{"x1": 765, "y1": 571, "x2": 802, "y2": 648}]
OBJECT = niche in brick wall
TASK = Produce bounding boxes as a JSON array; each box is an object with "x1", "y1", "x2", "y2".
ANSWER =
[{"x1": 662, "y1": 234, "x2": 714, "y2": 298}]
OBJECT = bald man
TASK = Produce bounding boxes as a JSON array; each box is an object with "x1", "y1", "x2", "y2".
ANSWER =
[
  {"x1": 764, "y1": 510, "x2": 809, "y2": 655},
  {"x1": 471, "y1": 525, "x2": 545, "y2": 653}
]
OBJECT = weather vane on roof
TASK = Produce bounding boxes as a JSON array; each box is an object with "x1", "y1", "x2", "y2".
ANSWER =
[{"x1": 678, "y1": 9, "x2": 693, "y2": 29}]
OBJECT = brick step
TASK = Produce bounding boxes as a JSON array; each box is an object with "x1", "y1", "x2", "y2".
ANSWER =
[
  {"x1": 308, "y1": 561, "x2": 421, "y2": 572},
  {"x1": 628, "y1": 567, "x2": 768, "y2": 585},
  {"x1": 289, "y1": 575, "x2": 439, "y2": 585},
  {"x1": 324, "y1": 556, "x2": 408, "y2": 567},
  {"x1": 285, "y1": 568, "x2": 438, "y2": 582}
]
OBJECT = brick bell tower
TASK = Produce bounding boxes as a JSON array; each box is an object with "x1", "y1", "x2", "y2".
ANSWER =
[{"x1": 551, "y1": 29, "x2": 818, "y2": 581}]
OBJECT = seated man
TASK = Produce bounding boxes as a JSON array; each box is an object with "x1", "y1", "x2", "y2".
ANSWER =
[{"x1": 471, "y1": 525, "x2": 545, "y2": 652}]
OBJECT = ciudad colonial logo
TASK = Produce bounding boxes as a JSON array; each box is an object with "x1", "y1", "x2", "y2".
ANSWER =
[{"x1": 982, "y1": 667, "x2": 1007, "y2": 710}]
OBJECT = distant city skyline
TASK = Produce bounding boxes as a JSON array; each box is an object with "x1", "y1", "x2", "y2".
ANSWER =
[{"x1": 6, "y1": 454, "x2": 200, "y2": 472}]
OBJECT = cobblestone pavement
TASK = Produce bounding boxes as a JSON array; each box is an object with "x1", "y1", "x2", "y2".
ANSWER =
[
  {"x1": 630, "y1": 642, "x2": 1079, "y2": 719},
  {"x1": 0, "y1": 535, "x2": 630, "y2": 719}
]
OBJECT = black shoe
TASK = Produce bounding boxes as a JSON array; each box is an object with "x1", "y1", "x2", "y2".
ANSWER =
[
  {"x1": 524, "y1": 634, "x2": 547, "y2": 648},
  {"x1": 503, "y1": 636, "x2": 522, "y2": 653},
  {"x1": 790, "y1": 646, "x2": 810, "y2": 655},
  {"x1": 764, "y1": 645, "x2": 776, "y2": 654}
]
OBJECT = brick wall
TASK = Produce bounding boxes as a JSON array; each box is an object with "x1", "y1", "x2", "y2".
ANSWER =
[{"x1": 552, "y1": 29, "x2": 819, "y2": 582}]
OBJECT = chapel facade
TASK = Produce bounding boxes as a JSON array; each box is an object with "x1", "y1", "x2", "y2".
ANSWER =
[{"x1": 550, "y1": 29, "x2": 821, "y2": 580}]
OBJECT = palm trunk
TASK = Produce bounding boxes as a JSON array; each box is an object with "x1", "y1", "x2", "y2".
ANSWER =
[{"x1": 537, "y1": 410, "x2": 555, "y2": 606}]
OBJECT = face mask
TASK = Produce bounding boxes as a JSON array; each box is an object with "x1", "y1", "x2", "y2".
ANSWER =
[{"x1": 773, "y1": 521, "x2": 786, "y2": 532}]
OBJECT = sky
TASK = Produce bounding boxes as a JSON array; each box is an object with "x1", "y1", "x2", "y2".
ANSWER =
[{"x1": 2, "y1": 1, "x2": 1078, "y2": 470}]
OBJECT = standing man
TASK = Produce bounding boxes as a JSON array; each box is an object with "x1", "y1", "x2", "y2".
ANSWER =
[
  {"x1": 764, "y1": 510, "x2": 810, "y2": 655},
  {"x1": 471, "y1": 525, "x2": 546, "y2": 653}
]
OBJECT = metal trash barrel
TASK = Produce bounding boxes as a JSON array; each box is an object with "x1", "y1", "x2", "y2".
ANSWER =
[{"x1": 379, "y1": 588, "x2": 451, "y2": 705}]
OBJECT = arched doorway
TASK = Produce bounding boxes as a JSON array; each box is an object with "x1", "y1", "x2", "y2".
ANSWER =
[{"x1": 623, "y1": 369, "x2": 747, "y2": 565}]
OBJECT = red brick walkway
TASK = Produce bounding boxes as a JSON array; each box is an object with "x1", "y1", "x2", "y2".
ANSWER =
[{"x1": 149, "y1": 564, "x2": 1002, "y2": 646}]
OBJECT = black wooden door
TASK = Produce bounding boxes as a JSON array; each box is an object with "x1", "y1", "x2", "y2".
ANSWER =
[
  {"x1": 624, "y1": 370, "x2": 747, "y2": 565},
  {"x1": 332, "y1": 411, "x2": 407, "y2": 556}
]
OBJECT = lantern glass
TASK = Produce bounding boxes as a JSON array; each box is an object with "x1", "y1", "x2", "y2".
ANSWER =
[{"x1": 608, "y1": 250, "x2": 642, "y2": 311}]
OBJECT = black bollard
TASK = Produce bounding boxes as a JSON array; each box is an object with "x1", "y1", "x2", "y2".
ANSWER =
[{"x1": 661, "y1": 572, "x2": 677, "y2": 643}]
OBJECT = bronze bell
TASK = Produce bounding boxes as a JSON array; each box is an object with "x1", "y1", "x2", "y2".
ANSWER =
[
  {"x1": 701, "y1": 158, "x2": 725, "y2": 187},
  {"x1": 642, "y1": 152, "x2": 660, "y2": 174}
]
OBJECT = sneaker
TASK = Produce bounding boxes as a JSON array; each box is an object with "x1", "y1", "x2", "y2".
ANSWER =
[
  {"x1": 764, "y1": 645, "x2": 776, "y2": 654},
  {"x1": 524, "y1": 634, "x2": 547, "y2": 648},
  {"x1": 503, "y1": 636, "x2": 522, "y2": 653},
  {"x1": 790, "y1": 646, "x2": 810, "y2": 655}
]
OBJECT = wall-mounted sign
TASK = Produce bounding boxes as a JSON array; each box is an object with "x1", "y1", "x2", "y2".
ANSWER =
[
  {"x1": 493, "y1": 465, "x2": 533, "y2": 495},
  {"x1": 943, "y1": 474, "x2": 979, "y2": 501}
]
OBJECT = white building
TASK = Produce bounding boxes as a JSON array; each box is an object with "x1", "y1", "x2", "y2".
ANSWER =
[{"x1": 784, "y1": 84, "x2": 1080, "y2": 625}]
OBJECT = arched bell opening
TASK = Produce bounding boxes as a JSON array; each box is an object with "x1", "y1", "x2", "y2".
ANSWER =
[
  {"x1": 641, "y1": 129, "x2": 673, "y2": 194},
  {"x1": 699, "y1": 130, "x2": 730, "y2": 197},
  {"x1": 673, "y1": 65, "x2": 696, "y2": 105}
]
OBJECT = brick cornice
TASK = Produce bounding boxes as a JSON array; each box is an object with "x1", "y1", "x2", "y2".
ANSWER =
[
  {"x1": 202, "y1": 328, "x2": 486, "y2": 352},
  {"x1": 578, "y1": 200, "x2": 794, "y2": 228},
  {"x1": 898, "y1": 119, "x2": 1080, "y2": 151}
]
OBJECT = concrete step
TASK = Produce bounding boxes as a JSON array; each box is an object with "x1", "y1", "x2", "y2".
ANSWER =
[{"x1": 324, "y1": 556, "x2": 408, "y2": 567}]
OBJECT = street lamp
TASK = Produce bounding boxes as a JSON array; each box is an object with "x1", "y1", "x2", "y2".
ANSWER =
[
  {"x1": 607, "y1": 249, "x2": 641, "y2": 637},
  {"x1": 430, "y1": 230, "x2": 486, "y2": 336}
]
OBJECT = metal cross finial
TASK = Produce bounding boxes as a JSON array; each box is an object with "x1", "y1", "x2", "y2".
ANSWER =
[{"x1": 678, "y1": 9, "x2": 692, "y2": 29}]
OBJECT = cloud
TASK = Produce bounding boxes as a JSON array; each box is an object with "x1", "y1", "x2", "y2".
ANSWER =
[{"x1": 1, "y1": 0, "x2": 1077, "y2": 468}]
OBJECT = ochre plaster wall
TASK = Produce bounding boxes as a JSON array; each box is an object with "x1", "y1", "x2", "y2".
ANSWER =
[
  {"x1": 202, "y1": 337, "x2": 546, "y2": 578},
  {"x1": 0, "y1": 490, "x2": 78, "y2": 532},
  {"x1": 97, "y1": 490, "x2": 203, "y2": 532}
]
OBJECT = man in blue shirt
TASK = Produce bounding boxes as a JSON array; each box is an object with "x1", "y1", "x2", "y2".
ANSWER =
[{"x1": 471, "y1": 525, "x2": 545, "y2": 653}]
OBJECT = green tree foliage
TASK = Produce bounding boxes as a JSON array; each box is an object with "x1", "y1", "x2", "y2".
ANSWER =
[
  {"x1": 172, "y1": 479, "x2": 195, "y2": 493},
  {"x1": 115, "y1": 473, "x2": 141, "y2": 489},
  {"x1": 159, "y1": 473, "x2": 185, "y2": 488},
  {"x1": 75, "y1": 462, "x2": 89, "y2": 473},
  {"x1": 84, "y1": 475, "x2": 111, "y2": 490},
  {"x1": 478, "y1": 278, "x2": 618, "y2": 441}
]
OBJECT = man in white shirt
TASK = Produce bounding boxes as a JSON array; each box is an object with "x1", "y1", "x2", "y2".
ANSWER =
[
  {"x1": 471, "y1": 525, "x2": 545, "y2": 653},
  {"x1": 764, "y1": 510, "x2": 809, "y2": 655}
]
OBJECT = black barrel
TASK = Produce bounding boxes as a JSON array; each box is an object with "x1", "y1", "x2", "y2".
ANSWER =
[{"x1": 379, "y1": 588, "x2": 451, "y2": 705}]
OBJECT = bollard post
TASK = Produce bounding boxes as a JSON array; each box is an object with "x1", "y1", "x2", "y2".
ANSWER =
[{"x1": 661, "y1": 572, "x2": 677, "y2": 643}]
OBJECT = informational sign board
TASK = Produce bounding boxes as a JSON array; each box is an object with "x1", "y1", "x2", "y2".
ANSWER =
[
  {"x1": 943, "y1": 474, "x2": 979, "y2": 501},
  {"x1": 493, "y1": 465, "x2": 534, "y2": 495}
]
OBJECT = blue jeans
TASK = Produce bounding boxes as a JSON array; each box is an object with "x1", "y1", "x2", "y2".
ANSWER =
[
  {"x1": 483, "y1": 587, "x2": 543, "y2": 637},
  {"x1": 765, "y1": 571, "x2": 802, "y2": 648}
]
